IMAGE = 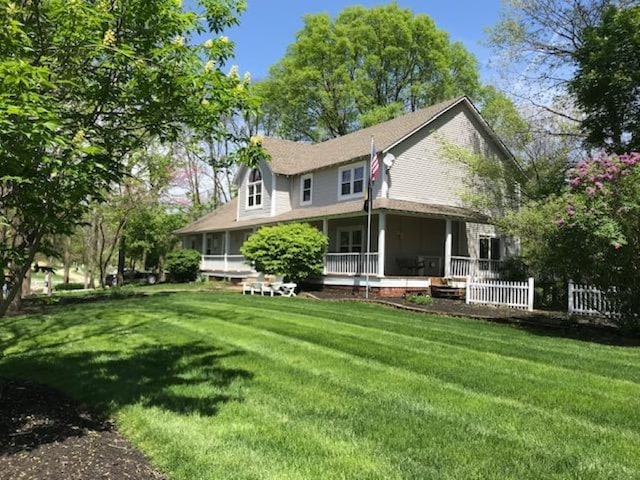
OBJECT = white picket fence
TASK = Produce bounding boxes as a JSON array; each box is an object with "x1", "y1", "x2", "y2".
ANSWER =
[
  {"x1": 466, "y1": 277, "x2": 534, "y2": 311},
  {"x1": 568, "y1": 281, "x2": 617, "y2": 317}
]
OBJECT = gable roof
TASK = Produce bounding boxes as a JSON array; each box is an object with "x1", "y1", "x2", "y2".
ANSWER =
[{"x1": 260, "y1": 96, "x2": 513, "y2": 176}]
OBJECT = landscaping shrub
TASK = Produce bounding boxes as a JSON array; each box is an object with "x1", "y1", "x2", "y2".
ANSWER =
[
  {"x1": 240, "y1": 223, "x2": 328, "y2": 283},
  {"x1": 407, "y1": 294, "x2": 434, "y2": 306},
  {"x1": 165, "y1": 249, "x2": 201, "y2": 283}
]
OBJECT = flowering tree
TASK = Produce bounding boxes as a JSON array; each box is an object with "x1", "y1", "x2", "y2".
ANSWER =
[
  {"x1": 0, "y1": 0, "x2": 252, "y2": 316},
  {"x1": 554, "y1": 152, "x2": 640, "y2": 325}
]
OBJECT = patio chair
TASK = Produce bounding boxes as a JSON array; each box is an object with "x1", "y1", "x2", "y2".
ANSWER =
[
  {"x1": 242, "y1": 273, "x2": 265, "y2": 295},
  {"x1": 277, "y1": 282, "x2": 297, "y2": 297},
  {"x1": 261, "y1": 275, "x2": 285, "y2": 296}
]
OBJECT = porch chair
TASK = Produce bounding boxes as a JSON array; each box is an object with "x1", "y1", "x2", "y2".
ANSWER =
[{"x1": 242, "y1": 272, "x2": 265, "y2": 295}]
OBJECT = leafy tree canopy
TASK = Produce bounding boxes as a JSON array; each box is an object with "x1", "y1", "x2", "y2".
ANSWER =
[
  {"x1": 256, "y1": 3, "x2": 480, "y2": 142},
  {"x1": 0, "y1": 0, "x2": 251, "y2": 316},
  {"x1": 569, "y1": 4, "x2": 640, "y2": 153}
]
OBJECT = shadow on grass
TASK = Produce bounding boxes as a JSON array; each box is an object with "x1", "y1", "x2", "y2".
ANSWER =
[
  {"x1": 0, "y1": 341, "x2": 252, "y2": 455},
  {"x1": 512, "y1": 319, "x2": 640, "y2": 347}
]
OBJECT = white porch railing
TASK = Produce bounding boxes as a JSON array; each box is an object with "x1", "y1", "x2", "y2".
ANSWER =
[
  {"x1": 201, "y1": 255, "x2": 254, "y2": 273},
  {"x1": 568, "y1": 281, "x2": 617, "y2": 317},
  {"x1": 466, "y1": 277, "x2": 534, "y2": 311},
  {"x1": 451, "y1": 256, "x2": 502, "y2": 279},
  {"x1": 325, "y1": 253, "x2": 378, "y2": 275}
]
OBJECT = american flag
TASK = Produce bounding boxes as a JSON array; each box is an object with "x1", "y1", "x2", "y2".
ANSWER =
[{"x1": 370, "y1": 137, "x2": 379, "y2": 182}]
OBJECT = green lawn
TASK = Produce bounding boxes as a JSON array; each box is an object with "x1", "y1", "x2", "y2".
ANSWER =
[{"x1": 1, "y1": 291, "x2": 639, "y2": 479}]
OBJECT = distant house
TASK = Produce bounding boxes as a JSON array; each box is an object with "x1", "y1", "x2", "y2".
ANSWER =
[{"x1": 176, "y1": 96, "x2": 519, "y2": 295}]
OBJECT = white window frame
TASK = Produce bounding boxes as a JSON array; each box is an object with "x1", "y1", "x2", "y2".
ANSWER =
[
  {"x1": 300, "y1": 173, "x2": 313, "y2": 206},
  {"x1": 246, "y1": 168, "x2": 263, "y2": 210},
  {"x1": 337, "y1": 226, "x2": 364, "y2": 253},
  {"x1": 337, "y1": 162, "x2": 365, "y2": 200}
]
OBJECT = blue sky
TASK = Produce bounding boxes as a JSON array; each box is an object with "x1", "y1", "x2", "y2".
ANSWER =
[{"x1": 217, "y1": 0, "x2": 504, "y2": 83}]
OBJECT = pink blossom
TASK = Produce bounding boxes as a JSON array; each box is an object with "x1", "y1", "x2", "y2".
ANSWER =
[
  {"x1": 565, "y1": 205, "x2": 576, "y2": 216},
  {"x1": 586, "y1": 186, "x2": 596, "y2": 196},
  {"x1": 554, "y1": 217, "x2": 565, "y2": 226}
]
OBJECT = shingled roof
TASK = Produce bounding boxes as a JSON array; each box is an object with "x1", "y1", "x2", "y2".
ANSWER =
[
  {"x1": 175, "y1": 196, "x2": 485, "y2": 234},
  {"x1": 263, "y1": 96, "x2": 466, "y2": 175}
]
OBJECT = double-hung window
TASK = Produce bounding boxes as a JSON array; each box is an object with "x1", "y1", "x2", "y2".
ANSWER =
[
  {"x1": 338, "y1": 164, "x2": 365, "y2": 199},
  {"x1": 337, "y1": 227, "x2": 363, "y2": 253},
  {"x1": 479, "y1": 236, "x2": 501, "y2": 271},
  {"x1": 300, "y1": 174, "x2": 313, "y2": 205},
  {"x1": 246, "y1": 168, "x2": 262, "y2": 209}
]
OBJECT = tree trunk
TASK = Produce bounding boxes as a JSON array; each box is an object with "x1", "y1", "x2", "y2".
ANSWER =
[
  {"x1": 63, "y1": 236, "x2": 72, "y2": 284},
  {"x1": 117, "y1": 234, "x2": 126, "y2": 286}
]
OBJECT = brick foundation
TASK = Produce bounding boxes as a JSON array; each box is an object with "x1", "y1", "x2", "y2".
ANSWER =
[{"x1": 309, "y1": 284, "x2": 431, "y2": 298}]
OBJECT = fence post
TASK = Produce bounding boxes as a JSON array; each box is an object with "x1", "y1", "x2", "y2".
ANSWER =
[
  {"x1": 465, "y1": 276, "x2": 471, "y2": 305},
  {"x1": 527, "y1": 277, "x2": 534, "y2": 311},
  {"x1": 567, "y1": 280, "x2": 574, "y2": 314}
]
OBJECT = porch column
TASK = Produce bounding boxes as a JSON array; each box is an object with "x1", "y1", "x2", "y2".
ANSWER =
[
  {"x1": 224, "y1": 231, "x2": 230, "y2": 272},
  {"x1": 200, "y1": 233, "x2": 206, "y2": 272},
  {"x1": 444, "y1": 220, "x2": 452, "y2": 277},
  {"x1": 377, "y1": 212, "x2": 386, "y2": 277},
  {"x1": 322, "y1": 218, "x2": 328, "y2": 274}
]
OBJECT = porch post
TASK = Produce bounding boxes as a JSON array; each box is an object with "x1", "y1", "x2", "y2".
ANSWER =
[
  {"x1": 224, "y1": 231, "x2": 230, "y2": 272},
  {"x1": 444, "y1": 219, "x2": 452, "y2": 277},
  {"x1": 322, "y1": 218, "x2": 328, "y2": 274},
  {"x1": 377, "y1": 212, "x2": 386, "y2": 277},
  {"x1": 201, "y1": 233, "x2": 206, "y2": 255}
]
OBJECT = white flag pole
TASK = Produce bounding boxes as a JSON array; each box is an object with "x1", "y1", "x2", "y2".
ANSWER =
[{"x1": 365, "y1": 137, "x2": 374, "y2": 299}]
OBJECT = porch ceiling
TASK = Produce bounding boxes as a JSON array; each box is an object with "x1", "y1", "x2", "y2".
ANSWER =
[{"x1": 176, "y1": 196, "x2": 487, "y2": 235}]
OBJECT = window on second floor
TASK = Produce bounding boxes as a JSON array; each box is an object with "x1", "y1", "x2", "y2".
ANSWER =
[
  {"x1": 246, "y1": 168, "x2": 262, "y2": 209},
  {"x1": 300, "y1": 174, "x2": 313, "y2": 205},
  {"x1": 338, "y1": 164, "x2": 365, "y2": 200}
]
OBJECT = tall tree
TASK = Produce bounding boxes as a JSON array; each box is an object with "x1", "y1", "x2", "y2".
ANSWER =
[
  {"x1": 569, "y1": 4, "x2": 640, "y2": 153},
  {"x1": 257, "y1": 3, "x2": 480, "y2": 142},
  {"x1": 0, "y1": 0, "x2": 252, "y2": 317},
  {"x1": 487, "y1": 0, "x2": 633, "y2": 121}
]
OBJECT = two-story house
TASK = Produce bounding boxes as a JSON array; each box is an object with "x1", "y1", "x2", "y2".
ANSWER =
[{"x1": 176, "y1": 96, "x2": 518, "y2": 295}]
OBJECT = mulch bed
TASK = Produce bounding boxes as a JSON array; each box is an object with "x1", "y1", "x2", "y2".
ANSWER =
[{"x1": 0, "y1": 378, "x2": 165, "y2": 480}]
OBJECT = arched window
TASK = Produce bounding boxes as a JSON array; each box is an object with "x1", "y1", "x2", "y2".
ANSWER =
[{"x1": 247, "y1": 168, "x2": 263, "y2": 208}]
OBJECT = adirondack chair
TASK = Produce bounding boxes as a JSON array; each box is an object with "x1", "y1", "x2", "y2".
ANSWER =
[{"x1": 242, "y1": 273, "x2": 265, "y2": 295}]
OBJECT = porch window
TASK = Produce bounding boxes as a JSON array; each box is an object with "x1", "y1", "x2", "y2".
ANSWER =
[
  {"x1": 301, "y1": 174, "x2": 313, "y2": 205},
  {"x1": 338, "y1": 164, "x2": 365, "y2": 199},
  {"x1": 337, "y1": 227, "x2": 363, "y2": 253},
  {"x1": 247, "y1": 168, "x2": 263, "y2": 209},
  {"x1": 479, "y1": 236, "x2": 501, "y2": 260}
]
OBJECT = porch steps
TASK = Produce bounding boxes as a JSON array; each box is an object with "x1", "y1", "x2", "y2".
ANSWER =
[{"x1": 430, "y1": 277, "x2": 466, "y2": 300}]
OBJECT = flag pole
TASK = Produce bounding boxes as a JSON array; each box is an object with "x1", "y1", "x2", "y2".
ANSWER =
[{"x1": 365, "y1": 136, "x2": 374, "y2": 299}]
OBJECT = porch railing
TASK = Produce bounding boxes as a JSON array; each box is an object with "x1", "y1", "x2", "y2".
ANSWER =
[
  {"x1": 450, "y1": 256, "x2": 502, "y2": 279},
  {"x1": 201, "y1": 255, "x2": 254, "y2": 273},
  {"x1": 325, "y1": 253, "x2": 378, "y2": 275}
]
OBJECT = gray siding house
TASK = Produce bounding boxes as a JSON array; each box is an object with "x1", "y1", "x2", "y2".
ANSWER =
[{"x1": 177, "y1": 96, "x2": 518, "y2": 294}]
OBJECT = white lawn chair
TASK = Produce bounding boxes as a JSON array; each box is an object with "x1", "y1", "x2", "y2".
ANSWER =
[
  {"x1": 242, "y1": 273, "x2": 265, "y2": 295},
  {"x1": 262, "y1": 275, "x2": 285, "y2": 296}
]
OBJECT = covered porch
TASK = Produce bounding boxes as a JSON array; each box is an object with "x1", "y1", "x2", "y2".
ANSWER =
[{"x1": 185, "y1": 211, "x2": 506, "y2": 281}]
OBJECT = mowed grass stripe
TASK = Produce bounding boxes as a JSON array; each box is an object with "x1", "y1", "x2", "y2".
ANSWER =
[
  {"x1": 158, "y1": 310, "x2": 640, "y2": 478},
  {"x1": 172, "y1": 296, "x2": 640, "y2": 431},
  {"x1": 234, "y1": 297, "x2": 640, "y2": 378},
  {"x1": 2, "y1": 292, "x2": 640, "y2": 479}
]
